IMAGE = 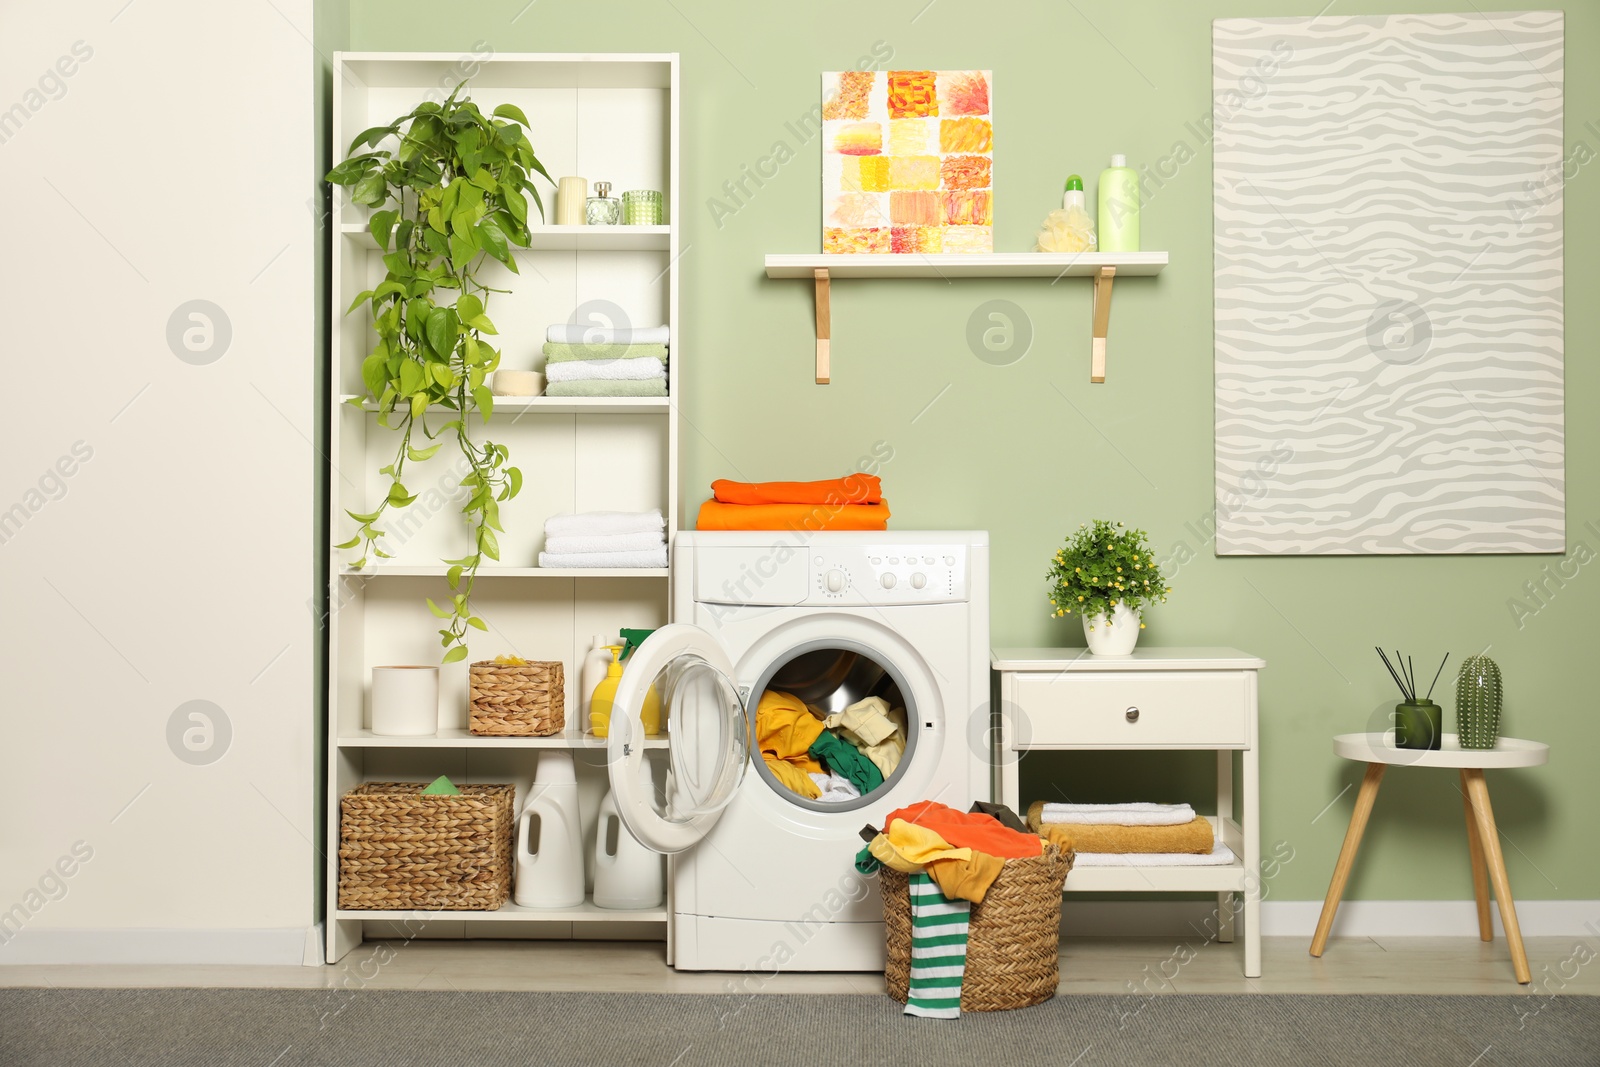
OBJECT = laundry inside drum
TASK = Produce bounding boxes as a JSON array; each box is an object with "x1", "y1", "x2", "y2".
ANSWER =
[{"x1": 751, "y1": 647, "x2": 914, "y2": 807}]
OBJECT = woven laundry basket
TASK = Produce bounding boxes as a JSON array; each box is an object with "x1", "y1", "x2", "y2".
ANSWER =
[
  {"x1": 883, "y1": 843, "x2": 1073, "y2": 1012},
  {"x1": 468, "y1": 660, "x2": 564, "y2": 736},
  {"x1": 338, "y1": 782, "x2": 515, "y2": 911}
]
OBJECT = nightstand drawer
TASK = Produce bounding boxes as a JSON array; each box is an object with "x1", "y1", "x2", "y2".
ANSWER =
[{"x1": 1012, "y1": 670, "x2": 1250, "y2": 747}]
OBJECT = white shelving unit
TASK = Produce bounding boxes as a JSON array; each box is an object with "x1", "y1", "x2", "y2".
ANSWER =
[{"x1": 325, "y1": 52, "x2": 680, "y2": 964}]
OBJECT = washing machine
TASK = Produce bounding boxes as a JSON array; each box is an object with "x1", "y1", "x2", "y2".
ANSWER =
[{"x1": 604, "y1": 530, "x2": 990, "y2": 972}]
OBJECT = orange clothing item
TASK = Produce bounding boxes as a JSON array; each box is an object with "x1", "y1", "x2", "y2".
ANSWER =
[
  {"x1": 927, "y1": 851, "x2": 1006, "y2": 905},
  {"x1": 886, "y1": 800, "x2": 1043, "y2": 860},
  {"x1": 755, "y1": 691, "x2": 825, "y2": 792},
  {"x1": 712, "y1": 474, "x2": 882, "y2": 506},
  {"x1": 695, "y1": 499, "x2": 890, "y2": 532}
]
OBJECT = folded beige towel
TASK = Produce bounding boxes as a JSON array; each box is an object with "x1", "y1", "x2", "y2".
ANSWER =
[{"x1": 1028, "y1": 800, "x2": 1214, "y2": 855}]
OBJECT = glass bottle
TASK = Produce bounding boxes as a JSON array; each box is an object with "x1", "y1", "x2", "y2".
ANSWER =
[
  {"x1": 623, "y1": 189, "x2": 663, "y2": 226},
  {"x1": 585, "y1": 181, "x2": 620, "y2": 226}
]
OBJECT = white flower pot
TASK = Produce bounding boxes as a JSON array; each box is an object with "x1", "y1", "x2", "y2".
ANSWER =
[
  {"x1": 370, "y1": 665, "x2": 440, "y2": 736},
  {"x1": 1083, "y1": 604, "x2": 1140, "y2": 656}
]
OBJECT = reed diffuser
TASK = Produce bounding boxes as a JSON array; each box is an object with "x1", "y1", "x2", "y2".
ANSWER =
[{"x1": 1376, "y1": 647, "x2": 1448, "y2": 751}]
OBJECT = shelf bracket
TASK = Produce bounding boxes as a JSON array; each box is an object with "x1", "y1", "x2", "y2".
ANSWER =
[
  {"x1": 1091, "y1": 265, "x2": 1116, "y2": 383},
  {"x1": 813, "y1": 267, "x2": 831, "y2": 385}
]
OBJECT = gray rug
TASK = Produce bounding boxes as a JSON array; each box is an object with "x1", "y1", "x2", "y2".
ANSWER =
[{"x1": 1, "y1": 990, "x2": 1595, "y2": 1066}]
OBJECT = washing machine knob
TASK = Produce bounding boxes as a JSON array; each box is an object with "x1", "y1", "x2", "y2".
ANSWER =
[
  {"x1": 880, "y1": 572, "x2": 897, "y2": 589},
  {"x1": 824, "y1": 568, "x2": 847, "y2": 593},
  {"x1": 910, "y1": 572, "x2": 927, "y2": 589}
]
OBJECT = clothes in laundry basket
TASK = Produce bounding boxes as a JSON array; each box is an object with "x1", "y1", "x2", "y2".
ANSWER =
[
  {"x1": 903, "y1": 872, "x2": 970, "y2": 1020},
  {"x1": 808, "y1": 731, "x2": 884, "y2": 796},
  {"x1": 886, "y1": 800, "x2": 1044, "y2": 860}
]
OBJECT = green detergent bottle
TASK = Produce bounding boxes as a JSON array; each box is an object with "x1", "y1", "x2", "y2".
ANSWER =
[{"x1": 1097, "y1": 154, "x2": 1140, "y2": 253}]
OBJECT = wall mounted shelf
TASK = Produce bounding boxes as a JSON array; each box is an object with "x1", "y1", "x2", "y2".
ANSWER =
[
  {"x1": 339, "y1": 222, "x2": 671, "y2": 252},
  {"x1": 339, "y1": 394, "x2": 670, "y2": 415},
  {"x1": 762, "y1": 251, "x2": 1168, "y2": 384}
]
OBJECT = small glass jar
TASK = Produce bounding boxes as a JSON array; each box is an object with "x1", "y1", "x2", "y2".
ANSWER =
[
  {"x1": 622, "y1": 189, "x2": 663, "y2": 226},
  {"x1": 585, "y1": 181, "x2": 620, "y2": 226}
]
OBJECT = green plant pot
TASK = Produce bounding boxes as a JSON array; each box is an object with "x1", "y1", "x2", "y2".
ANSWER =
[{"x1": 1394, "y1": 700, "x2": 1442, "y2": 750}]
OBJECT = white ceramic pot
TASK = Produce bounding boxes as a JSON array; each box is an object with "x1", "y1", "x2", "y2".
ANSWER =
[
  {"x1": 1083, "y1": 604, "x2": 1141, "y2": 657},
  {"x1": 370, "y1": 665, "x2": 440, "y2": 736}
]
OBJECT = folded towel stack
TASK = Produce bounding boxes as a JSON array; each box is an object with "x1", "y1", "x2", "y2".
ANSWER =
[
  {"x1": 541, "y1": 325, "x2": 668, "y2": 398},
  {"x1": 1026, "y1": 800, "x2": 1221, "y2": 863},
  {"x1": 539, "y1": 510, "x2": 667, "y2": 569},
  {"x1": 695, "y1": 474, "x2": 890, "y2": 531}
]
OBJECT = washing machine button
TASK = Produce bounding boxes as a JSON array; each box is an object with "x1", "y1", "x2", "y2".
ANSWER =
[
  {"x1": 880, "y1": 572, "x2": 897, "y2": 589},
  {"x1": 888, "y1": 557, "x2": 899, "y2": 565},
  {"x1": 943, "y1": 555, "x2": 955, "y2": 566},
  {"x1": 825, "y1": 568, "x2": 847, "y2": 593},
  {"x1": 910, "y1": 572, "x2": 927, "y2": 589}
]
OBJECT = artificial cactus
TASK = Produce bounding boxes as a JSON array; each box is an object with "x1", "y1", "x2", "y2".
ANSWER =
[{"x1": 1455, "y1": 655, "x2": 1502, "y2": 749}]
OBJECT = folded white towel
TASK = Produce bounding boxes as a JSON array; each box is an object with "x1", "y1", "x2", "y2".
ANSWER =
[
  {"x1": 1037, "y1": 802, "x2": 1197, "y2": 826},
  {"x1": 1073, "y1": 843, "x2": 1237, "y2": 867},
  {"x1": 538, "y1": 547, "x2": 668, "y2": 569},
  {"x1": 544, "y1": 510, "x2": 665, "y2": 538},
  {"x1": 546, "y1": 324, "x2": 670, "y2": 346},
  {"x1": 545, "y1": 358, "x2": 666, "y2": 384},
  {"x1": 544, "y1": 531, "x2": 666, "y2": 555}
]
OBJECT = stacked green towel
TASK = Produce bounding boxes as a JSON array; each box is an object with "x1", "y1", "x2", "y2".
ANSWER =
[
  {"x1": 543, "y1": 342, "x2": 668, "y2": 364},
  {"x1": 904, "y1": 872, "x2": 970, "y2": 1019},
  {"x1": 546, "y1": 378, "x2": 667, "y2": 397}
]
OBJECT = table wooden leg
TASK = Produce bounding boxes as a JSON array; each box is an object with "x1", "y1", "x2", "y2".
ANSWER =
[
  {"x1": 1461, "y1": 769, "x2": 1493, "y2": 943},
  {"x1": 1463, "y1": 768, "x2": 1531, "y2": 984},
  {"x1": 1310, "y1": 762, "x2": 1386, "y2": 957}
]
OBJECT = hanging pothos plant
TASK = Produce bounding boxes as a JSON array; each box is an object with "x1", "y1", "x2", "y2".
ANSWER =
[{"x1": 327, "y1": 84, "x2": 552, "y2": 663}]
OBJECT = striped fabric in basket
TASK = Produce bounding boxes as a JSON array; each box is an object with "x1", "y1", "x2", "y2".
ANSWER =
[{"x1": 904, "y1": 872, "x2": 970, "y2": 1019}]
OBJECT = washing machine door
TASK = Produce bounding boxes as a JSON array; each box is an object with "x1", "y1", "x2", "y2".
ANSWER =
[{"x1": 607, "y1": 624, "x2": 749, "y2": 854}]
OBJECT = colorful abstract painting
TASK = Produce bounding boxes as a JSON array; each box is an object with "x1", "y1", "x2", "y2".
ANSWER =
[{"x1": 821, "y1": 70, "x2": 993, "y2": 254}]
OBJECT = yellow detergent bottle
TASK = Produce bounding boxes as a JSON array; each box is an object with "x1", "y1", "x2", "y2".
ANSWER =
[{"x1": 589, "y1": 647, "x2": 662, "y2": 737}]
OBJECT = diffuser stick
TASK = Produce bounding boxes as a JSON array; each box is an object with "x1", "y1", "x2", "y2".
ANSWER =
[
  {"x1": 1376, "y1": 647, "x2": 1408, "y2": 697},
  {"x1": 1425, "y1": 653, "x2": 1450, "y2": 701}
]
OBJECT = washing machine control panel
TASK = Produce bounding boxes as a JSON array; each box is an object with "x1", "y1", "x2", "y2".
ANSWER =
[{"x1": 810, "y1": 545, "x2": 967, "y2": 604}]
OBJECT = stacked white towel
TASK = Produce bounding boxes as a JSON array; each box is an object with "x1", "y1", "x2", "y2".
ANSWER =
[
  {"x1": 540, "y1": 510, "x2": 666, "y2": 569},
  {"x1": 1035, "y1": 802, "x2": 1196, "y2": 826},
  {"x1": 546, "y1": 324, "x2": 670, "y2": 346}
]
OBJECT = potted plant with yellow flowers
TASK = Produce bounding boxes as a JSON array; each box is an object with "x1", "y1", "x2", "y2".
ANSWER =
[{"x1": 1047, "y1": 520, "x2": 1170, "y2": 656}]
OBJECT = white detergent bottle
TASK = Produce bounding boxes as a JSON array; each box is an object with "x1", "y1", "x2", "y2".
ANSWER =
[
  {"x1": 514, "y1": 751, "x2": 585, "y2": 908},
  {"x1": 592, "y1": 759, "x2": 665, "y2": 910}
]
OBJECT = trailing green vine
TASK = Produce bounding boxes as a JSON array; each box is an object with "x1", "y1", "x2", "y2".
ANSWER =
[{"x1": 327, "y1": 84, "x2": 551, "y2": 662}]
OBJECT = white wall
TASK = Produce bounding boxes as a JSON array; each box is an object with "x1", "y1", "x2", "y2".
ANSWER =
[{"x1": 0, "y1": 0, "x2": 319, "y2": 964}]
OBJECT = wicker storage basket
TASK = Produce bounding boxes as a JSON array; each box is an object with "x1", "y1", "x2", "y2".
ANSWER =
[
  {"x1": 883, "y1": 843, "x2": 1072, "y2": 1012},
  {"x1": 468, "y1": 660, "x2": 564, "y2": 736},
  {"x1": 338, "y1": 782, "x2": 515, "y2": 911}
]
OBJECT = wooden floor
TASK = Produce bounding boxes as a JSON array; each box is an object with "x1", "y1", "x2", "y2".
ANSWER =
[{"x1": 2, "y1": 937, "x2": 1595, "y2": 996}]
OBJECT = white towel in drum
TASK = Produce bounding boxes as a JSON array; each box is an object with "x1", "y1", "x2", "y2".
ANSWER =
[
  {"x1": 1072, "y1": 843, "x2": 1237, "y2": 867},
  {"x1": 545, "y1": 357, "x2": 666, "y2": 383},
  {"x1": 537, "y1": 547, "x2": 668, "y2": 569},
  {"x1": 544, "y1": 510, "x2": 665, "y2": 538},
  {"x1": 543, "y1": 531, "x2": 666, "y2": 555},
  {"x1": 1037, "y1": 802, "x2": 1197, "y2": 826},
  {"x1": 546, "y1": 324, "x2": 669, "y2": 346}
]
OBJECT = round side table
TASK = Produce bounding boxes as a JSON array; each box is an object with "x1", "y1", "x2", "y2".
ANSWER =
[{"x1": 1309, "y1": 732, "x2": 1549, "y2": 984}]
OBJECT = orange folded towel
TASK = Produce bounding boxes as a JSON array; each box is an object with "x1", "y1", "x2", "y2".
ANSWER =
[
  {"x1": 1033, "y1": 816, "x2": 1215, "y2": 856},
  {"x1": 712, "y1": 474, "x2": 882, "y2": 506},
  {"x1": 695, "y1": 499, "x2": 890, "y2": 532}
]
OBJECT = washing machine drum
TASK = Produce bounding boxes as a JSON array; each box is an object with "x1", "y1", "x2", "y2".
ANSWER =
[{"x1": 748, "y1": 643, "x2": 918, "y2": 811}]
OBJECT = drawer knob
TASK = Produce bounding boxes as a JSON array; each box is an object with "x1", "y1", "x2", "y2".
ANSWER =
[{"x1": 1125, "y1": 707, "x2": 1140, "y2": 723}]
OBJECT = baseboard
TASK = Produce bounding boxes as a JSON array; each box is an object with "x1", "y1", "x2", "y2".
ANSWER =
[
  {"x1": 1060, "y1": 899, "x2": 1600, "y2": 940},
  {"x1": 0, "y1": 927, "x2": 311, "y2": 966}
]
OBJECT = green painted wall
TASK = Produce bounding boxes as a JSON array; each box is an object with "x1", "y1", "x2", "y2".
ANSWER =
[{"x1": 343, "y1": 0, "x2": 1597, "y2": 904}]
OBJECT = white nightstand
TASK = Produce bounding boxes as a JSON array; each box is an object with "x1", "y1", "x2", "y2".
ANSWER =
[{"x1": 992, "y1": 647, "x2": 1267, "y2": 977}]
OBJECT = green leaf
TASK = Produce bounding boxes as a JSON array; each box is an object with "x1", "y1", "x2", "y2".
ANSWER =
[
  {"x1": 352, "y1": 174, "x2": 387, "y2": 206},
  {"x1": 333, "y1": 534, "x2": 361, "y2": 550},
  {"x1": 409, "y1": 393, "x2": 428, "y2": 418},
  {"x1": 442, "y1": 645, "x2": 469, "y2": 664},
  {"x1": 447, "y1": 565, "x2": 464, "y2": 587},
  {"x1": 492, "y1": 103, "x2": 530, "y2": 126},
  {"x1": 407, "y1": 442, "x2": 443, "y2": 462},
  {"x1": 449, "y1": 232, "x2": 476, "y2": 272},
  {"x1": 455, "y1": 293, "x2": 484, "y2": 322},
  {"x1": 345, "y1": 509, "x2": 381, "y2": 524},
  {"x1": 469, "y1": 168, "x2": 498, "y2": 193},
  {"x1": 348, "y1": 125, "x2": 396, "y2": 153},
  {"x1": 502, "y1": 188, "x2": 528, "y2": 227},
  {"x1": 425, "y1": 307, "x2": 459, "y2": 358},
  {"x1": 361, "y1": 353, "x2": 390, "y2": 398},
  {"x1": 398, "y1": 359, "x2": 425, "y2": 396},
  {"x1": 479, "y1": 525, "x2": 500, "y2": 561},
  {"x1": 345, "y1": 288, "x2": 375, "y2": 314},
  {"x1": 472, "y1": 386, "x2": 494, "y2": 421},
  {"x1": 387, "y1": 482, "x2": 416, "y2": 506},
  {"x1": 369, "y1": 209, "x2": 398, "y2": 251},
  {"x1": 425, "y1": 597, "x2": 452, "y2": 619},
  {"x1": 466, "y1": 616, "x2": 489, "y2": 632},
  {"x1": 475, "y1": 216, "x2": 510, "y2": 263},
  {"x1": 503, "y1": 466, "x2": 523, "y2": 500}
]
